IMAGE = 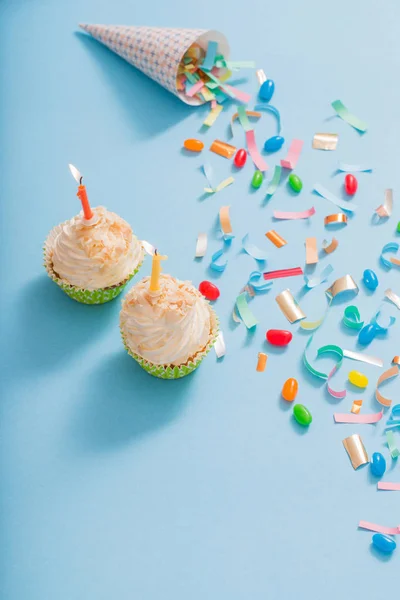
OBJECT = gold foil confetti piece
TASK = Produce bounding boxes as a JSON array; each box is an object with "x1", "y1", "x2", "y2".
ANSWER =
[
  {"x1": 195, "y1": 233, "x2": 207, "y2": 258},
  {"x1": 325, "y1": 274, "x2": 358, "y2": 301},
  {"x1": 324, "y1": 213, "x2": 347, "y2": 226},
  {"x1": 219, "y1": 206, "x2": 233, "y2": 236},
  {"x1": 312, "y1": 133, "x2": 338, "y2": 151},
  {"x1": 375, "y1": 189, "x2": 393, "y2": 218},
  {"x1": 265, "y1": 230, "x2": 287, "y2": 248},
  {"x1": 210, "y1": 139, "x2": 236, "y2": 159},
  {"x1": 351, "y1": 400, "x2": 363, "y2": 414},
  {"x1": 256, "y1": 352, "x2": 268, "y2": 372},
  {"x1": 342, "y1": 434, "x2": 369, "y2": 470},
  {"x1": 376, "y1": 365, "x2": 399, "y2": 408},
  {"x1": 275, "y1": 289, "x2": 306, "y2": 323},
  {"x1": 385, "y1": 288, "x2": 400, "y2": 310},
  {"x1": 322, "y1": 238, "x2": 338, "y2": 254},
  {"x1": 305, "y1": 237, "x2": 318, "y2": 264},
  {"x1": 256, "y1": 69, "x2": 267, "y2": 86},
  {"x1": 392, "y1": 356, "x2": 400, "y2": 365}
]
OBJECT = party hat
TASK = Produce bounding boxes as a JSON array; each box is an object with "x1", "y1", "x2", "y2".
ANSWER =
[{"x1": 79, "y1": 24, "x2": 229, "y2": 106}]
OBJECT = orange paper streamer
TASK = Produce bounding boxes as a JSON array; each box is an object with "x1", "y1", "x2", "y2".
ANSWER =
[
  {"x1": 324, "y1": 213, "x2": 347, "y2": 226},
  {"x1": 392, "y1": 356, "x2": 400, "y2": 365},
  {"x1": 351, "y1": 400, "x2": 363, "y2": 414},
  {"x1": 256, "y1": 352, "x2": 268, "y2": 372},
  {"x1": 322, "y1": 238, "x2": 338, "y2": 254},
  {"x1": 219, "y1": 206, "x2": 233, "y2": 236},
  {"x1": 376, "y1": 365, "x2": 399, "y2": 408},
  {"x1": 265, "y1": 230, "x2": 287, "y2": 248},
  {"x1": 305, "y1": 237, "x2": 318, "y2": 264},
  {"x1": 210, "y1": 139, "x2": 236, "y2": 159}
]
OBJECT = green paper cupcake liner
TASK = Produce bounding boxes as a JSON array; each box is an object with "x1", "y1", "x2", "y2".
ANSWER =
[
  {"x1": 121, "y1": 307, "x2": 219, "y2": 379},
  {"x1": 44, "y1": 223, "x2": 144, "y2": 305}
]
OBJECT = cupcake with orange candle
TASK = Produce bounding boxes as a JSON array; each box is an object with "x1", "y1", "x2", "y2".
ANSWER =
[
  {"x1": 44, "y1": 164, "x2": 144, "y2": 304},
  {"x1": 120, "y1": 252, "x2": 219, "y2": 378}
]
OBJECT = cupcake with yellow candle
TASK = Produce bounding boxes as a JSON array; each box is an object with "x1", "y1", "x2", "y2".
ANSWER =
[
  {"x1": 44, "y1": 164, "x2": 144, "y2": 304},
  {"x1": 120, "y1": 252, "x2": 219, "y2": 378}
]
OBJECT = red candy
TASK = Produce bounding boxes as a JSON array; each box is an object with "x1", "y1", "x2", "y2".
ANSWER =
[
  {"x1": 344, "y1": 174, "x2": 358, "y2": 195},
  {"x1": 266, "y1": 329, "x2": 293, "y2": 346},
  {"x1": 199, "y1": 281, "x2": 220, "y2": 301},
  {"x1": 234, "y1": 148, "x2": 247, "y2": 168}
]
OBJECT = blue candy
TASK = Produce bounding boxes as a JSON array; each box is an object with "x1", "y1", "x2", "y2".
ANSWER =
[
  {"x1": 370, "y1": 452, "x2": 386, "y2": 477},
  {"x1": 259, "y1": 79, "x2": 275, "y2": 102},
  {"x1": 372, "y1": 533, "x2": 396, "y2": 554},
  {"x1": 264, "y1": 135, "x2": 285, "y2": 152},
  {"x1": 363, "y1": 269, "x2": 379, "y2": 291},
  {"x1": 358, "y1": 323, "x2": 378, "y2": 345}
]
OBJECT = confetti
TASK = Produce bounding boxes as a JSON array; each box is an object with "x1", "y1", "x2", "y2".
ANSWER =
[
  {"x1": 303, "y1": 337, "x2": 343, "y2": 380},
  {"x1": 210, "y1": 248, "x2": 227, "y2": 272},
  {"x1": 322, "y1": 238, "x2": 339, "y2": 254},
  {"x1": 385, "y1": 288, "x2": 400, "y2": 310},
  {"x1": 242, "y1": 234, "x2": 268, "y2": 261},
  {"x1": 265, "y1": 166, "x2": 282, "y2": 198},
  {"x1": 275, "y1": 289, "x2": 306, "y2": 323},
  {"x1": 334, "y1": 410, "x2": 383, "y2": 424},
  {"x1": 342, "y1": 434, "x2": 369, "y2": 470},
  {"x1": 230, "y1": 109, "x2": 261, "y2": 136},
  {"x1": 246, "y1": 129, "x2": 269, "y2": 172},
  {"x1": 235, "y1": 292, "x2": 258, "y2": 329},
  {"x1": 358, "y1": 521, "x2": 400, "y2": 535},
  {"x1": 343, "y1": 305, "x2": 364, "y2": 330},
  {"x1": 351, "y1": 400, "x2": 363, "y2": 414},
  {"x1": 314, "y1": 183, "x2": 358, "y2": 213},
  {"x1": 256, "y1": 69, "x2": 267, "y2": 85},
  {"x1": 203, "y1": 103, "x2": 223, "y2": 127},
  {"x1": 195, "y1": 233, "x2": 208, "y2": 258},
  {"x1": 263, "y1": 267, "x2": 303, "y2": 280},
  {"x1": 386, "y1": 430, "x2": 400, "y2": 458},
  {"x1": 380, "y1": 242, "x2": 400, "y2": 268},
  {"x1": 273, "y1": 207, "x2": 316, "y2": 220},
  {"x1": 325, "y1": 274, "x2": 358, "y2": 301},
  {"x1": 219, "y1": 206, "x2": 233, "y2": 239},
  {"x1": 312, "y1": 133, "x2": 338, "y2": 151},
  {"x1": 338, "y1": 163, "x2": 372, "y2": 172},
  {"x1": 376, "y1": 365, "x2": 399, "y2": 408},
  {"x1": 256, "y1": 352, "x2": 268, "y2": 372},
  {"x1": 331, "y1": 100, "x2": 367, "y2": 132},
  {"x1": 377, "y1": 482, "x2": 400, "y2": 491},
  {"x1": 254, "y1": 104, "x2": 282, "y2": 134},
  {"x1": 304, "y1": 264, "x2": 334, "y2": 288},
  {"x1": 375, "y1": 189, "x2": 393, "y2": 218},
  {"x1": 247, "y1": 271, "x2": 273, "y2": 293},
  {"x1": 214, "y1": 331, "x2": 226, "y2": 358},
  {"x1": 210, "y1": 139, "x2": 236, "y2": 159},
  {"x1": 324, "y1": 213, "x2": 347, "y2": 226},
  {"x1": 265, "y1": 230, "x2": 287, "y2": 248},
  {"x1": 280, "y1": 139, "x2": 304, "y2": 169},
  {"x1": 305, "y1": 237, "x2": 318, "y2": 264},
  {"x1": 342, "y1": 349, "x2": 383, "y2": 368}
]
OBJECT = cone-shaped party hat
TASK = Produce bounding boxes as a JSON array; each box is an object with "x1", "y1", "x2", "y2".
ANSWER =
[{"x1": 79, "y1": 24, "x2": 230, "y2": 106}]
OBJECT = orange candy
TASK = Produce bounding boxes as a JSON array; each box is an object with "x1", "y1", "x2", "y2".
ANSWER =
[
  {"x1": 282, "y1": 378, "x2": 298, "y2": 402},
  {"x1": 183, "y1": 138, "x2": 204, "y2": 152}
]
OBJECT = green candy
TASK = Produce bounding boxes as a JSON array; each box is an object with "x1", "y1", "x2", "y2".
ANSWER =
[
  {"x1": 293, "y1": 404, "x2": 312, "y2": 426},
  {"x1": 288, "y1": 173, "x2": 303, "y2": 193},
  {"x1": 251, "y1": 170, "x2": 264, "y2": 189}
]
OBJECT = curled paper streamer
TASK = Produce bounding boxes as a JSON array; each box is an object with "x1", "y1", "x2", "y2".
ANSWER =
[
  {"x1": 334, "y1": 410, "x2": 383, "y2": 424},
  {"x1": 223, "y1": 84, "x2": 251, "y2": 104},
  {"x1": 299, "y1": 307, "x2": 330, "y2": 331},
  {"x1": 322, "y1": 238, "x2": 338, "y2": 254},
  {"x1": 338, "y1": 163, "x2": 372, "y2": 173},
  {"x1": 377, "y1": 482, "x2": 400, "y2": 491},
  {"x1": 210, "y1": 248, "x2": 227, "y2": 272},
  {"x1": 327, "y1": 364, "x2": 346, "y2": 399},
  {"x1": 235, "y1": 292, "x2": 258, "y2": 329},
  {"x1": 230, "y1": 109, "x2": 261, "y2": 136},
  {"x1": 203, "y1": 103, "x2": 223, "y2": 127},
  {"x1": 264, "y1": 267, "x2": 303, "y2": 280},
  {"x1": 331, "y1": 100, "x2": 367, "y2": 132},
  {"x1": 210, "y1": 139, "x2": 236, "y2": 159},
  {"x1": 195, "y1": 233, "x2": 208, "y2": 257},
  {"x1": 273, "y1": 207, "x2": 316, "y2": 220},
  {"x1": 254, "y1": 104, "x2": 282, "y2": 134},
  {"x1": 342, "y1": 349, "x2": 383, "y2": 368},
  {"x1": 214, "y1": 331, "x2": 226, "y2": 358},
  {"x1": 376, "y1": 365, "x2": 399, "y2": 408},
  {"x1": 280, "y1": 139, "x2": 303, "y2": 169},
  {"x1": 219, "y1": 206, "x2": 233, "y2": 239},
  {"x1": 202, "y1": 164, "x2": 234, "y2": 194},
  {"x1": 325, "y1": 275, "x2": 358, "y2": 301},
  {"x1": 248, "y1": 271, "x2": 273, "y2": 293},
  {"x1": 275, "y1": 289, "x2": 306, "y2": 323},
  {"x1": 312, "y1": 133, "x2": 338, "y2": 151},
  {"x1": 303, "y1": 337, "x2": 343, "y2": 380},
  {"x1": 371, "y1": 311, "x2": 396, "y2": 334},
  {"x1": 324, "y1": 213, "x2": 347, "y2": 226},
  {"x1": 237, "y1": 105, "x2": 254, "y2": 132},
  {"x1": 142, "y1": 240, "x2": 156, "y2": 256},
  {"x1": 305, "y1": 237, "x2": 318, "y2": 264},
  {"x1": 242, "y1": 234, "x2": 268, "y2": 261},
  {"x1": 314, "y1": 183, "x2": 358, "y2": 213},
  {"x1": 342, "y1": 434, "x2": 369, "y2": 469},
  {"x1": 393, "y1": 356, "x2": 400, "y2": 366},
  {"x1": 256, "y1": 69, "x2": 267, "y2": 85},
  {"x1": 385, "y1": 289, "x2": 400, "y2": 310},
  {"x1": 358, "y1": 521, "x2": 400, "y2": 535},
  {"x1": 343, "y1": 306, "x2": 364, "y2": 330},
  {"x1": 246, "y1": 130, "x2": 269, "y2": 172},
  {"x1": 375, "y1": 189, "x2": 393, "y2": 218},
  {"x1": 380, "y1": 242, "x2": 400, "y2": 269},
  {"x1": 265, "y1": 166, "x2": 282, "y2": 197},
  {"x1": 256, "y1": 352, "x2": 268, "y2": 372},
  {"x1": 351, "y1": 400, "x2": 363, "y2": 414},
  {"x1": 265, "y1": 230, "x2": 286, "y2": 248},
  {"x1": 386, "y1": 430, "x2": 400, "y2": 458},
  {"x1": 304, "y1": 264, "x2": 334, "y2": 288}
]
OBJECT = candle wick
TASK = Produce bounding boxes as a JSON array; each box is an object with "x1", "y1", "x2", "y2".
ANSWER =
[
  {"x1": 154, "y1": 249, "x2": 158, "y2": 256},
  {"x1": 79, "y1": 176, "x2": 83, "y2": 185}
]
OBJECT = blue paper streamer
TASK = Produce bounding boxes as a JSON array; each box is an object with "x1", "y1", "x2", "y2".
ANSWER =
[
  {"x1": 247, "y1": 271, "x2": 273, "y2": 293},
  {"x1": 201, "y1": 40, "x2": 218, "y2": 71},
  {"x1": 304, "y1": 264, "x2": 334, "y2": 288},
  {"x1": 380, "y1": 242, "x2": 400, "y2": 269},
  {"x1": 210, "y1": 248, "x2": 227, "y2": 272},
  {"x1": 254, "y1": 104, "x2": 282, "y2": 134},
  {"x1": 314, "y1": 183, "x2": 358, "y2": 213},
  {"x1": 242, "y1": 234, "x2": 268, "y2": 261}
]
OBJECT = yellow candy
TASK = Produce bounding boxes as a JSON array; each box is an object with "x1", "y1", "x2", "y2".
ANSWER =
[{"x1": 348, "y1": 370, "x2": 369, "y2": 388}]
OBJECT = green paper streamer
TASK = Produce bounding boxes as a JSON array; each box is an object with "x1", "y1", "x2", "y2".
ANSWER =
[
  {"x1": 265, "y1": 166, "x2": 282, "y2": 197},
  {"x1": 331, "y1": 100, "x2": 368, "y2": 132},
  {"x1": 303, "y1": 336, "x2": 343, "y2": 380},
  {"x1": 343, "y1": 306, "x2": 364, "y2": 330},
  {"x1": 235, "y1": 292, "x2": 258, "y2": 329},
  {"x1": 386, "y1": 430, "x2": 400, "y2": 459},
  {"x1": 237, "y1": 105, "x2": 252, "y2": 132}
]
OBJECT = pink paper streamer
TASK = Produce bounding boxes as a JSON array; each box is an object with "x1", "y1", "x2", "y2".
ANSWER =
[
  {"x1": 334, "y1": 411, "x2": 383, "y2": 424},
  {"x1": 245, "y1": 130, "x2": 268, "y2": 172},
  {"x1": 358, "y1": 521, "x2": 400, "y2": 535},
  {"x1": 377, "y1": 482, "x2": 400, "y2": 491},
  {"x1": 327, "y1": 366, "x2": 346, "y2": 399},
  {"x1": 186, "y1": 80, "x2": 204, "y2": 97},
  {"x1": 211, "y1": 99, "x2": 217, "y2": 109},
  {"x1": 224, "y1": 84, "x2": 251, "y2": 104},
  {"x1": 280, "y1": 139, "x2": 304, "y2": 169},
  {"x1": 273, "y1": 207, "x2": 316, "y2": 220}
]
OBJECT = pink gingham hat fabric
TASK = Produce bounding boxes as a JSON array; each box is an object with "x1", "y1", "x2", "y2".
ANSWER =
[{"x1": 80, "y1": 24, "x2": 206, "y2": 97}]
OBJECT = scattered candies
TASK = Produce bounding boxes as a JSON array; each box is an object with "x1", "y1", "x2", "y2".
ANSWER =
[
  {"x1": 288, "y1": 173, "x2": 303, "y2": 193},
  {"x1": 293, "y1": 404, "x2": 312, "y2": 426},
  {"x1": 266, "y1": 329, "x2": 293, "y2": 346},
  {"x1": 358, "y1": 323, "x2": 378, "y2": 346},
  {"x1": 282, "y1": 378, "x2": 298, "y2": 402},
  {"x1": 183, "y1": 138, "x2": 204, "y2": 152},
  {"x1": 344, "y1": 173, "x2": 358, "y2": 195},
  {"x1": 198, "y1": 281, "x2": 220, "y2": 301},
  {"x1": 234, "y1": 148, "x2": 247, "y2": 168},
  {"x1": 252, "y1": 170, "x2": 264, "y2": 189},
  {"x1": 348, "y1": 370, "x2": 369, "y2": 388},
  {"x1": 256, "y1": 352, "x2": 268, "y2": 372},
  {"x1": 363, "y1": 269, "x2": 378, "y2": 291},
  {"x1": 259, "y1": 79, "x2": 275, "y2": 102},
  {"x1": 264, "y1": 135, "x2": 285, "y2": 153},
  {"x1": 372, "y1": 533, "x2": 396, "y2": 554},
  {"x1": 370, "y1": 452, "x2": 386, "y2": 478}
]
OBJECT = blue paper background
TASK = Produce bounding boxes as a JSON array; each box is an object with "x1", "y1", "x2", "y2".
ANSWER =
[{"x1": 1, "y1": 1, "x2": 399, "y2": 598}]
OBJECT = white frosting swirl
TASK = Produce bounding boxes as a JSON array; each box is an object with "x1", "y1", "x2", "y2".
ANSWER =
[
  {"x1": 51, "y1": 207, "x2": 143, "y2": 290},
  {"x1": 120, "y1": 274, "x2": 212, "y2": 366}
]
